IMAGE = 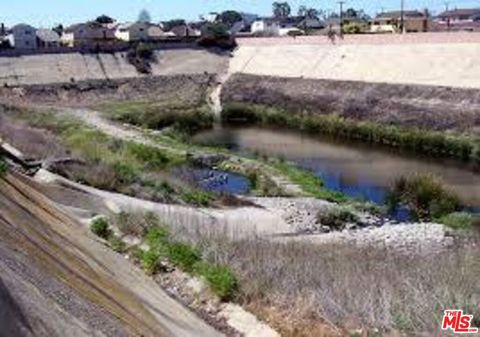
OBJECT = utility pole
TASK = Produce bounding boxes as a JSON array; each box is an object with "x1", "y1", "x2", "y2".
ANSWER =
[
  {"x1": 338, "y1": 0, "x2": 345, "y2": 36},
  {"x1": 444, "y1": 2, "x2": 450, "y2": 31},
  {"x1": 400, "y1": 0, "x2": 405, "y2": 34}
]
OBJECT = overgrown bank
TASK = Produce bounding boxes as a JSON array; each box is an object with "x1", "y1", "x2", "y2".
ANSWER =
[
  {"x1": 91, "y1": 211, "x2": 480, "y2": 337},
  {"x1": 222, "y1": 102, "x2": 480, "y2": 165}
]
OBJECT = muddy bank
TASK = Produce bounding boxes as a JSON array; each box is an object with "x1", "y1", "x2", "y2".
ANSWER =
[
  {"x1": 222, "y1": 73, "x2": 480, "y2": 133},
  {"x1": 0, "y1": 74, "x2": 214, "y2": 107}
]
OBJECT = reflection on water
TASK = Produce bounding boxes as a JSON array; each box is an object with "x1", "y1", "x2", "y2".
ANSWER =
[{"x1": 193, "y1": 126, "x2": 480, "y2": 211}]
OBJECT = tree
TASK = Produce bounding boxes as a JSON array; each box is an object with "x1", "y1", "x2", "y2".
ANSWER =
[
  {"x1": 95, "y1": 15, "x2": 114, "y2": 24},
  {"x1": 344, "y1": 8, "x2": 358, "y2": 18},
  {"x1": 298, "y1": 6, "x2": 319, "y2": 19},
  {"x1": 163, "y1": 19, "x2": 186, "y2": 31},
  {"x1": 272, "y1": 2, "x2": 291, "y2": 18},
  {"x1": 138, "y1": 9, "x2": 152, "y2": 23},
  {"x1": 52, "y1": 24, "x2": 64, "y2": 36},
  {"x1": 219, "y1": 10, "x2": 242, "y2": 28}
]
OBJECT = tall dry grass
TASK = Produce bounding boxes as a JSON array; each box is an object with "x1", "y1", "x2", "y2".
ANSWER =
[{"x1": 162, "y1": 216, "x2": 480, "y2": 336}]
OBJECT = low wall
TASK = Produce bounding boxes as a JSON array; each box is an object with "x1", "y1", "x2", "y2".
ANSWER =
[{"x1": 0, "y1": 48, "x2": 228, "y2": 86}]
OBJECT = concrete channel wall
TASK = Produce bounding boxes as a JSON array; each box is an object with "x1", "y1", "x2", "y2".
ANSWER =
[
  {"x1": 0, "y1": 48, "x2": 228, "y2": 85},
  {"x1": 232, "y1": 33, "x2": 480, "y2": 89}
]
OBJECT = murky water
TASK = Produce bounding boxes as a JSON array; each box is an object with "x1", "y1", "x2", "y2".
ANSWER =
[{"x1": 194, "y1": 126, "x2": 480, "y2": 211}]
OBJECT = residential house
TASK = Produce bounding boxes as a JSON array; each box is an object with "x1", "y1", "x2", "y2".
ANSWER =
[
  {"x1": 251, "y1": 17, "x2": 306, "y2": 36},
  {"x1": 435, "y1": 8, "x2": 480, "y2": 31},
  {"x1": 36, "y1": 29, "x2": 60, "y2": 48},
  {"x1": 61, "y1": 22, "x2": 116, "y2": 47},
  {"x1": 298, "y1": 17, "x2": 326, "y2": 32},
  {"x1": 169, "y1": 25, "x2": 201, "y2": 38},
  {"x1": 115, "y1": 22, "x2": 149, "y2": 42},
  {"x1": 147, "y1": 25, "x2": 166, "y2": 41},
  {"x1": 7, "y1": 24, "x2": 37, "y2": 49},
  {"x1": 371, "y1": 10, "x2": 429, "y2": 33}
]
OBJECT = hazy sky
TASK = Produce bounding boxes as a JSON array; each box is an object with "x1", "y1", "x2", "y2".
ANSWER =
[{"x1": 2, "y1": 0, "x2": 480, "y2": 27}]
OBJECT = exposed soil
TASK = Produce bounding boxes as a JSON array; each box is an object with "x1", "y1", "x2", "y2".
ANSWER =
[
  {"x1": 222, "y1": 73, "x2": 480, "y2": 133},
  {"x1": 0, "y1": 74, "x2": 214, "y2": 108}
]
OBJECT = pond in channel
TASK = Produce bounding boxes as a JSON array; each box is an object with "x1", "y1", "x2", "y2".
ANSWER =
[{"x1": 193, "y1": 126, "x2": 480, "y2": 216}]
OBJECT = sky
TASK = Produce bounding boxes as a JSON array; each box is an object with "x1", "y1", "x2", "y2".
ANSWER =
[{"x1": 1, "y1": 0, "x2": 480, "y2": 27}]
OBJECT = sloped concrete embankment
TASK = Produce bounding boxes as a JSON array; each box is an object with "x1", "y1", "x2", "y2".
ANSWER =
[
  {"x1": 0, "y1": 48, "x2": 228, "y2": 86},
  {"x1": 0, "y1": 171, "x2": 223, "y2": 337},
  {"x1": 222, "y1": 73, "x2": 480, "y2": 133},
  {"x1": 231, "y1": 40, "x2": 480, "y2": 89}
]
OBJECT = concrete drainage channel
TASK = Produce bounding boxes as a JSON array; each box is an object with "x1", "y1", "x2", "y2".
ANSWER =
[{"x1": 1, "y1": 140, "x2": 281, "y2": 337}]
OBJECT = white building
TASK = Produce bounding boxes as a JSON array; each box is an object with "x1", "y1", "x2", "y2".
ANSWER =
[
  {"x1": 251, "y1": 18, "x2": 280, "y2": 35},
  {"x1": 115, "y1": 22, "x2": 151, "y2": 42},
  {"x1": 7, "y1": 24, "x2": 37, "y2": 49},
  {"x1": 251, "y1": 17, "x2": 304, "y2": 36}
]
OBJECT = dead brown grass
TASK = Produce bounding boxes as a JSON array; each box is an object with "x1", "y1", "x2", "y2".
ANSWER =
[
  {"x1": 166, "y1": 221, "x2": 480, "y2": 336},
  {"x1": 222, "y1": 74, "x2": 480, "y2": 133},
  {"x1": 0, "y1": 114, "x2": 66, "y2": 159}
]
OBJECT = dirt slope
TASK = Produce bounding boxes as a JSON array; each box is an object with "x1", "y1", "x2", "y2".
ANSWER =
[
  {"x1": 222, "y1": 73, "x2": 480, "y2": 133},
  {"x1": 0, "y1": 171, "x2": 223, "y2": 337}
]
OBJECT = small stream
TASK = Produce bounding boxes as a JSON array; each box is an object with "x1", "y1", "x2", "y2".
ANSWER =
[{"x1": 193, "y1": 126, "x2": 480, "y2": 214}]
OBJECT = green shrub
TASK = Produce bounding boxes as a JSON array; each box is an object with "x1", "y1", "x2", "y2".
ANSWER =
[
  {"x1": 388, "y1": 174, "x2": 461, "y2": 220},
  {"x1": 181, "y1": 190, "x2": 214, "y2": 206},
  {"x1": 146, "y1": 226, "x2": 170, "y2": 248},
  {"x1": 195, "y1": 262, "x2": 239, "y2": 301},
  {"x1": 167, "y1": 242, "x2": 201, "y2": 272},
  {"x1": 112, "y1": 162, "x2": 137, "y2": 184},
  {"x1": 142, "y1": 249, "x2": 161, "y2": 275},
  {"x1": 109, "y1": 235, "x2": 127, "y2": 253},
  {"x1": 247, "y1": 170, "x2": 258, "y2": 190},
  {"x1": 317, "y1": 207, "x2": 358, "y2": 230},
  {"x1": 90, "y1": 217, "x2": 111, "y2": 239},
  {"x1": 437, "y1": 212, "x2": 473, "y2": 230},
  {"x1": 126, "y1": 143, "x2": 169, "y2": 169}
]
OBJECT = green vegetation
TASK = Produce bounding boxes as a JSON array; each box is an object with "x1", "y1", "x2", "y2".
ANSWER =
[
  {"x1": 139, "y1": 225, "x2": 239, "y2": 300},
  {"x1": 437, "y1": 212, "x2": 474, "y2": 230},
  {"x1": 272, "y1": 160, "x2": 347, "y2": 202},
  {"x1": 388, "y1": 173, "x2": 461, "y2": 221},
  {"x1": 317, "y1": 207, "x2": 359, "y2": 230},
  {"x1": 194, "y1": 262, "x2": 238, "y2": 301},
  {"x1": 181, "y1": 190, "x2": 214, "y2": 206},
  {"x1": 142, "y1": 249, "x2": 162, "y2": 275},
  {"x1": 90, "y1": 217, "x2": 112, "y2": 239},
  {"x1": 222, "y1": 103, "x2": 480, "y2": 163},
  {"x1": 0, "y1": 155, "x2": 7, "y2": 176},
  {"x1": 167, "y1": 242, "x2": 201, "y2": 272},
  {"x1": 108, "y1": 235, "x2": 127, "y2": 253},
  {"x1": 197, "y1": 22, "x2": 237, "y2": 50},
  {"x1": 127, "y1": 42, "x2": 156, "y2": 74},
  {"x1": 99, "y1": 99, "x2": 214, "y2": 134}
]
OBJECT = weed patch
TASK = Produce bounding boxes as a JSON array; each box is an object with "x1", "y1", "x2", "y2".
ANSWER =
[
  {"x1": 388, "y1": 173, "x2": 461, "y2": 220},
  {"x1": 90, "y1": 217, "x2": 111, "y2": 239}
]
